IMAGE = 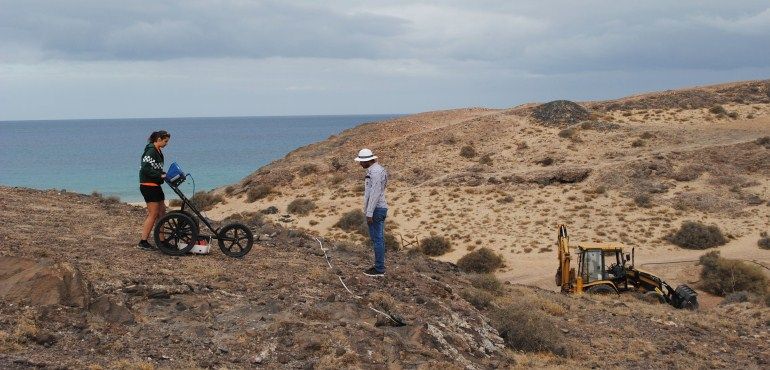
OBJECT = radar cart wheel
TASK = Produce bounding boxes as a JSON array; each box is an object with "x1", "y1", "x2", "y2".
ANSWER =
[
  {"x1": 154, "y1": 212, "x2": 199, "y2": 256},
  {"x1": 217, "y1": 223, "x2": 253, "y2": 258}
]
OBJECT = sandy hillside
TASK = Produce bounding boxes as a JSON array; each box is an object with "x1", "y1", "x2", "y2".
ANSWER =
[{"x1": 204, "y1": 80, "x2": 770, "y2": 292}]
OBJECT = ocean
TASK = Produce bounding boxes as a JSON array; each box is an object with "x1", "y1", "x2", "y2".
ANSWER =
[{"x1": 0, "y1": 115, "x2": 399, "y2": 202}]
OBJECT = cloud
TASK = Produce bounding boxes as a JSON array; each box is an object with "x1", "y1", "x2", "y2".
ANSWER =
[{"x1": 2, "y1": 0, "x2": 769, "y2": 73}]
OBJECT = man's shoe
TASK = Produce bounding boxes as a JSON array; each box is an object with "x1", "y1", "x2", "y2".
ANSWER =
[
  {"x1": 137, "y1": 240, "x2": 155, "y2": 251},
  {"x1": 363, "y1": 267, "x2": 385, "y2": 277}
]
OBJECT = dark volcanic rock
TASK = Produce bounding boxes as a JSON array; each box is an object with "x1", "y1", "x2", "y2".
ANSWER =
[{"x1": 531, "y1": 100, "x2": 591, "y2": 127}]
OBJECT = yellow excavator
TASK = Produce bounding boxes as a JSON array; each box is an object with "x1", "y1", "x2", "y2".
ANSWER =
[{"x1": 555, "y1": 225, "x2": 698, "y2": 309}]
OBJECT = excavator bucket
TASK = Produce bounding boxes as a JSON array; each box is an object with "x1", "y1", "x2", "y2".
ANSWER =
[{"x1": 671, "y1": 285, "x2": 699, "y2": 310}]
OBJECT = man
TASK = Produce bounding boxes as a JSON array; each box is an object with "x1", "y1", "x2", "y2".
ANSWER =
[{"x1": 355, "y1": 148, "x2": 388, "y2": 277}]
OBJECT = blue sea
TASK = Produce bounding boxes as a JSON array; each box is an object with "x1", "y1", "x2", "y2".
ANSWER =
[{"x1": 0, "y1": 115, "x2": 399, "y2": 202}]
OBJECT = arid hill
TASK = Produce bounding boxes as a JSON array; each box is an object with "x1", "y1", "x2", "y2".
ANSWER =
[
  {"x1": 205, "y1": 80, "x2": 770, "y2": 291},
  {"x1": 1, "y1": 187, "x2": 769, "y2": 368}
]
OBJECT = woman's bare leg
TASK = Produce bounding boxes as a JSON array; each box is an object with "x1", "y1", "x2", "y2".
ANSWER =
[{"x1": 142, "y1": 202, "x2": 161, "y2": 240}]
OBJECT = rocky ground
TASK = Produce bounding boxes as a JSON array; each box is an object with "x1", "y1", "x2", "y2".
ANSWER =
[{"x1": 1, "y1": 187, "x2": 769, "y2": 369}]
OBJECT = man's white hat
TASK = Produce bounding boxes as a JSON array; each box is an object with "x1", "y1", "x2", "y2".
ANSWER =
[{"x1": 354, "y1": 148, "x2": 377, "y2": 162}]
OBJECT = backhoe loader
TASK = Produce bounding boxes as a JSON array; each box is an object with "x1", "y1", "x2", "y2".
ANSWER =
[{"x1": 555, "y1": 225, "x2": 698, "y2": 309}]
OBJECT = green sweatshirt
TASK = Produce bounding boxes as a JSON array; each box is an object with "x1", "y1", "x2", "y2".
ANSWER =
[{"x1": 139, "y1": 143, "x2": 165, "y2": 184}]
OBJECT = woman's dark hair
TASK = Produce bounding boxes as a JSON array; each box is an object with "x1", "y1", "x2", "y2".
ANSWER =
[{"x1": 148, "y1": 130, "x2": 171, "y2": 143}]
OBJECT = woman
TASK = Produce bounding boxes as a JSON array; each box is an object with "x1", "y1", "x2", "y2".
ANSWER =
[{"x1": 138, "y1": 130, "x2": 170, "y2": 250}]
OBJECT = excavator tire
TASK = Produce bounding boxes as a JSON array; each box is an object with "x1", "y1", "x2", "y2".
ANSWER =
[
  {"x1": 586, "y1": 284, "x2": 618, "y2": 295},
  {"x1": 673, "y1": 285, "x2": 699, "y2": 310}
]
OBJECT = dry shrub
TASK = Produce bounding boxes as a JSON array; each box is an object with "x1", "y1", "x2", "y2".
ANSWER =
[
  {"x1": 758, "y1": 232, "x2": 770, "y2": 250},
  {"x1": 334, "y1": 210, "x2": 367, "y2": 235},
  {"x1": 668, "y1": 221, "x2": 727, "y2": 249},
  {"x1": 246, "y1": 184, "x2": 272, "y2": 202},
  {"x1": 633, "y1": 193, "x2": 653, "y2": 208},
  {"x1": 91, "y1": 191, "x2": 121, "y2": 204},
  {"x1": 639, "y1": 131, "x2": 655, "y2": 139},
  {"x1": 671, "y1": 192, "x2": 740, "y2": 213},
  {"x1": 420, "y1": 236, "x2": 451, "y2": 256},
  {"x1": 287, "y1": 198, "x2": 316, "y2": 215},
  {"x1": 709, "y1": 105, "x2": 727, "y2": 115},
  {"x1": 489, "y1": 302, "x2": 566, "y2": 355},
  {"x1": 457, "y1": 247, "x2": 503, "y2": 273},
  {"x1": 190, "y1": 191, "x2": 224, "y2": 211},
  {"x1": 671, "y1": 165, "x2": 704, "y2": 181},
  {"x1": 755, "y1": 136, "x2": 770, "y2": 149},
  {"x1": 460, "y1": 288, "x2": 495, "y2": 310},
  {"x1": 468, "y1": 273, "x2": 503, "y2": 295},
  {"x1": 298, "y1": 164, "x2": 319, "y2": 177},
  {"x1": 223, "y1": 211, "x2": 264, "y2": 228},
  {"x1": 384, "y1": 232, "x2": 399, "y2": 251},
  {"x1": 460, "y1": 145, "x2": 477, "y2": 158},
  {"x1": 699, "y1": 251, "x2": 769, "y2": 297},
  {"x1": 224, "y1": 185, "x2": 235, "y2": 195},
  {"x1": 478, "y1": 154, "x2": 493, "y2": 166},
  {"x1": 631, "y1": 139, "x2": 646, "y2": 147},
  {"x1": 557, "y1": 127, "x2": 578, "y2": 139},
  {"x1": 168, "y1": 199, "x2": 182, "y2": 207}
]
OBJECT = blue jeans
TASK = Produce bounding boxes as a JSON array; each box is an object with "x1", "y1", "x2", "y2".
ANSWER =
[{"x1": 368, "y1": 208, "x2": 388, "y2": 273}]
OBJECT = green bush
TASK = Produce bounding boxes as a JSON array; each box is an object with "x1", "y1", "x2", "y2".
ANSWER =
[
  {"x1": 246, "y1": 184, "x2": 272, "y2": 202},
  {"x1": 667, "y1": 221, "x2": 727, "y2": 249},
  {"x1": 190, "y1": 191, "x2": 224, "y2": 211},
  {"x1": 489, "y1": 302, "x2": 566, "y2": 355},
  {"x1": 457, "y1": 247, "x2": 503, "y2": 273},
  {"x1": 420, "y1": 236, "x2": 451, "y2": 256},
  {"x1": 287, "y1": 198, "x2": 316, "y2": 215},
  {"x1": 699, "y1": 251, "x2": 769, "y2": 297}
]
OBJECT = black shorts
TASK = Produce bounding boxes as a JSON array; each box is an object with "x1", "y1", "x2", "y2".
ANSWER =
[{"x1": 140, "y1": 185, "x2": 165, "y2": 203}]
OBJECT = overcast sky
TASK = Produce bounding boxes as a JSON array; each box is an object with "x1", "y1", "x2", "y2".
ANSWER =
[{"x1": 1, "y1": 0, "x2": 769, "y2": 120}]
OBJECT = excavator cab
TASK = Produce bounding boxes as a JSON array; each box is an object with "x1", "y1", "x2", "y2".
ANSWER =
[{"x1": 576, "y1": 245, "x2": 626, "y2": 293}]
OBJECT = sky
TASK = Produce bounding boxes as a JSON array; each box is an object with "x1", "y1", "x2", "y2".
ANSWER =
[{"x1": 1, "y1": 0, "x2": 769, "y2": 121}]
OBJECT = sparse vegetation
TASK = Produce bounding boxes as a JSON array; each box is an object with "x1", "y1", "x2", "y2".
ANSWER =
[
  {"x1": 223, "y1": 211, "x2": 264, "y2": 228},
  {"x1": 246, "y1": 184, "x2": 272, "y2": 202},
  {"x1": 668, "y1": 221, "x2": 727, "y2": 249},
  {"x1": 298, "y1": 164, "x2": 319, "y2": 177},
  {"x1": 287, "y1": 198, "x2": 316, "y2": 215},
  {"x1": 91, "y1": 191, "x2": 121, "y2": 204},
  {"x1": 709, "y1": 105, "x2": 727, "y2": 115},
  {"x1": 419, "y1": 236, "x2": 451, "y2": 256},
  {"x1": 460, "y1": 288, "x2": 495, "y2": 310},
  {"x1": 758, "y1": 232, "x2": 770, "y2": 250},
  {"x1": 699, "y1": 251, "x2": 769, "y2": 297},
  {"x1": 633, "y1": 193, "x2": 653, "y2": 208},
  {"x1": 460, "y1": 145, "x2": 477, "y2": 158},
  {"x1": 631, "y1": 139, "x2": 645, "y2": 147},
  {"x1": 489, "y1": 302, "x2": 566, "y2": 355},
  {"x1": 190, "y1": 191, "x2": 224, "y2": 211},
  {"x1": 558, "y1": 127, "x2": 578, "y2": 139},
  {"x1": 755, "y1": 136, "x2": 770, "y2": 149},
  {"x1": 334, "y1": 210, "x2": 368, "y2": 235},
  {"x1": 468, "y1": 273, "x2": 503, "y2": 295},
  {"x1": 478, "y1": 154, "x2": 493, "y2": 166},
  {"x1": 457, "y1": 247, "x2": 503, "y2": 273}
]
